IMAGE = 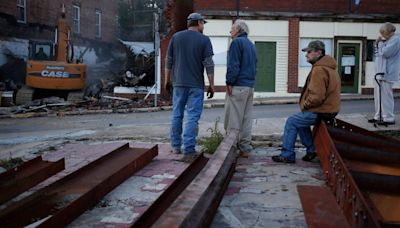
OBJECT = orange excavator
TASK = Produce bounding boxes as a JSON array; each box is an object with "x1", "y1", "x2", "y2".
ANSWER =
[{"x1": 16, "y1": 5, "x2": 86, "y2": 104}]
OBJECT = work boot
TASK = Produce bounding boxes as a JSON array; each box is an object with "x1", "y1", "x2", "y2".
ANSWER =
[
  {"x1": 171, "y1": 148, "x2": 182, "y2": 154},
  {"x1": 302, "y1": 152, "x2": 317, "y2": 162},
  {"x1": 239, "y1": 151, "x2": 250, "y2": 158},
  {"x1": 271, "y1": 155, "x2": 295, "y2": 164},
  {"x1": 178, "y1": 153, "x2": 199, "y2": 163}
]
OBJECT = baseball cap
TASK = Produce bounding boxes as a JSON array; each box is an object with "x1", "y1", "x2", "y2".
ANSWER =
[
  {"x1": 302, "y1": 40, "x2": 325, "y2": 52},
  {"x1": 187, "y1": 12, "x2": 207, "y2": 23}
]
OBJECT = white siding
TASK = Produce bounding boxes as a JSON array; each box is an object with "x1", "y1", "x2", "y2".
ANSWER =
[
  {"x1": 300, "y1": 22, "x2": 400, "y2": 38},
  {"x1": 203, "y1": 20, "x2": 232, "y2": 36},
  {"x1": 205, "y1": 20, "x2": 290, "y2": 98},
  {"x1": 246, "y1": 20, "x2": 288, "y2": 37},
  {"x1": 300, "y1": 22, "x2": 334, "y2": 38},
  {"x1": 299, "y1": 22, "x2": 400, "y2": 90}
]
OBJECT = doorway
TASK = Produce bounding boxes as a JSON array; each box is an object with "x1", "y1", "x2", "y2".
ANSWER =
[
  {"x1": 255, "y1": 42, "x2": 276, "y2": 92},
  {"x1": 336, "y1": 41, "x2": 361, "y2": 93}
]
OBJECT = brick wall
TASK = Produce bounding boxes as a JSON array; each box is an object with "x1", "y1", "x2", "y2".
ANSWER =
[
  {"x1": 194, "y1": 0, "x2": 400, "y2": 14},
  {"x1": 160, "y1": 0, "x2": 193, "y2": 96},
  {"x1": 0, "y1": 0, "x2": 117, "y2": 44},
  {"x1": 287, "y1": 17, "x2": 301, "y2": 93}
]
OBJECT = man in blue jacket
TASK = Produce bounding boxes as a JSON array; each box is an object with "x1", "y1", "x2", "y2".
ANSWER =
[{"x1": 224, "y1": 19, "x2": 257, "y2": 158}]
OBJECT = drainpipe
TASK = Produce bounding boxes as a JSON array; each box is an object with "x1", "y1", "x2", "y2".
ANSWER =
[
  {"x1": 348, "y1": 0, "x2": 352, "y2": 13},
  {"x1": 236, "y1": 0, "x2": 240, "y2": 19}
]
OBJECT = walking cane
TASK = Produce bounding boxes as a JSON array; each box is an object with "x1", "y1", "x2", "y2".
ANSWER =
[{"x1": 374, "y1": 73, "x2": 386, "y2": 127}]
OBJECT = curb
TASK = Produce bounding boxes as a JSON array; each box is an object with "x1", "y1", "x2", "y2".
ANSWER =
[{"x1": 1, "y1": 94, "x2": 397, "y2": 119}]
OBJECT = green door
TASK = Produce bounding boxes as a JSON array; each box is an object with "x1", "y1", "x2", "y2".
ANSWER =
[
  {"x1": 337, "y1": 43, "x2": 360, "y2": 93},
  {"x1": 255, "y1": 42, "x2": 276, "y2": 92}
]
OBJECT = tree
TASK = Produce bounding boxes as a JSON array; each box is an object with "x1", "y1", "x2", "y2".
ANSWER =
[{"x1": 118, "y1": 0, "x2": 167, "y2": 41}]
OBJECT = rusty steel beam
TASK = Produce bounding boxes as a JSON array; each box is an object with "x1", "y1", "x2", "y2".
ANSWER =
[
  {"x1": 325, "y1": 118, "x2": 398, "y2": 142},
  {"x1": 346, "y1": 160, "x2": 400, "y2": 178},
  {"x1": 0, "y1": 156, "x2": 65, "y2": 205},
  {"x1": 132, "y1": 153, "x2": 209, "y2": 227},
  {"x1": 351, "y1": 171, "x2": 400, "y2": 194},
  {"x1": 152, "y1": 129, "x2": 239, "y2": 228},
  {"x1": 335, "y1": 141, "x2": 400, "y2": 164},
  {"x1": 327, "y1": 127, "x2": 400, "y2": 153},
  {"x1": 314, "y1": 121, "x2": 383, "y2": 228},
  {"x1": 297, "y1": 185, "x2": 351, "y2": 228},
  {"x1": 0, "y1": 143, "x2": 157, "y2": 227}
]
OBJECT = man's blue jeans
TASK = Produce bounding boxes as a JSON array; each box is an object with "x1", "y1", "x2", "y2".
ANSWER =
[
  {"x1": 170, "y1": 86, "x2": 204, "y2": 154},
  {"x1": 280, "y1": 111, "x2": 318, "y2": 161}
]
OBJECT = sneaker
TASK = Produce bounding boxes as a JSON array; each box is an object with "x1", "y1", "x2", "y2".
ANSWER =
[
  {"x1": 302, "y1": 152, "x2": 317, "y2": 162},
  {"x1": 239, "y1": 151, "x2": 250, "y2": 158},
  {"x1": 171, "y1": 148, "x2": 182, "y2": 154},
  {"x1": 178, "y1": 153, "x2": 199, "y2": 163},
  {"x1": 271, "y1": 155, "x2": 295, "y2": 163},
  {"x1": 377, "y1": 121, "x2": 395, "y2": 125},
  {"x1": 368, "y1": 118, "x2": 377, "y2": 123}
]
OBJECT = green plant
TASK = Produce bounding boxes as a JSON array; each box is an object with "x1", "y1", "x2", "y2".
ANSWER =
[
  {"x1": 199, "y1": 117, "x2": 224, "y2": 154},
  {"x1": 0, "y1": 157, "x2": 24, "y2": 170}
]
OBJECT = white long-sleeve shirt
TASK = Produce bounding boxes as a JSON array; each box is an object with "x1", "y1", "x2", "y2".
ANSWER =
[{"x1": 374, "y1": 40, "x2": 386, "y2": 79}]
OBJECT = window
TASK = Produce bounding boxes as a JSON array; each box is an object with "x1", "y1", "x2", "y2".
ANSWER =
[
  {"x1": 95, "y1": 10, "x2": 102, "y2": 38},
  {"x1": 73, "y1": 5, "x2": 80, "y2": 34},
  {"x1": 366, "y1": 40, "x2": 375, "y2": 62},
  {"x1": 299, "y1": 38, "x2": 333, "y2": 67},
  {"x1": 17, "y1": 0, "x2": 26, "y2": 23}
]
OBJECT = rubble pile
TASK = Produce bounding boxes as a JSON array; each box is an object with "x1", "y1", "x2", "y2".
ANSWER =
[{"x1": 0, "y1": 95, "x2": 171, "y2": 118}]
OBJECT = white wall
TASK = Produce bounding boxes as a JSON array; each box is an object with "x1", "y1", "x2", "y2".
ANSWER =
[
  {"x1": 204, "y1": 19, "x2": 290, "y2": 98},
  {"x1": 299, "y1": 22, "x2": 400, "y2": 89}
]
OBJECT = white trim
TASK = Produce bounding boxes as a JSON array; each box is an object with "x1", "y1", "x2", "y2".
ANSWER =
[
  {"x1": 16, "y1": 0, "x2": 27, "y2": 23},
  {"x1": 95, "y1": 10, "x2": 102, "y2": 38},
  {"x1": 73, "y1": 5, "x2": 80, "y2": 34}
]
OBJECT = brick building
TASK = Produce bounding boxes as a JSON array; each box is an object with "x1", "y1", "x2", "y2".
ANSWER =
[
  {"x1": 161, "y1": 0, "x2": 400, "y2": 98},
  {"x1": 0, "y1": 0, "x2": 118, "y2": 86}
]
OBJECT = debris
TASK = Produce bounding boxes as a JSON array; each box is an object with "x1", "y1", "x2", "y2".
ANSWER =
[{"x1": 102, "y1": 95, "x2": 131, "y2": 101}]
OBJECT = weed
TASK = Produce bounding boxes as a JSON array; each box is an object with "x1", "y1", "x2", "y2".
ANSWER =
[
  {"x1": 0, "y1": 157, "x2": 24, "y2": 170},
  {"x1": 199, "y1": 117, "x2": 224, "y2": 154}
]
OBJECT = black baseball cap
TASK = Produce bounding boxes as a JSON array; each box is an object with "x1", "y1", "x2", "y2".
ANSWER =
[{"x1": 187, "y1": 13, "x2": 207, "y2": 23}]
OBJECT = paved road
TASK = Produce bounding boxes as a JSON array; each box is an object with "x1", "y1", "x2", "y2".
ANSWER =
[
  {"x1": 1, "y1": 99, "x2": 399, "y2": 157},
  {"x1": 1, "y1": 99, "x2": 397, "y2": 134}
]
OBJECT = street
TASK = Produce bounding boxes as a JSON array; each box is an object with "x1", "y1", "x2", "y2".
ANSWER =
[
  {"x1": 1, "y1": 98, "x2": 399, "y2": 160},
  {"x1": 1, "y1": 99, "x2": 397, "y2": 135}
]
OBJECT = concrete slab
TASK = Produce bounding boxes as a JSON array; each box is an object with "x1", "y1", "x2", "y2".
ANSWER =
[{"x1": 211, "y1": 146, "x2": 324, "y2": 228}]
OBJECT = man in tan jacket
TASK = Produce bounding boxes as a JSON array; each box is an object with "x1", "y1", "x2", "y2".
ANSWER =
[{"x1": 272, "y1": 40, "x2": 341, "y2": 163}]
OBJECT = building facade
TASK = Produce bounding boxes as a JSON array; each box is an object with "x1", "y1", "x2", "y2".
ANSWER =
[{"x1": 161, "y1": 0, "x2": 400, "y2": 98}]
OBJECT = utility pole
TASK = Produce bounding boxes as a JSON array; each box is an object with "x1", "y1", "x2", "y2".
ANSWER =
[{"x1": 153, "y1": 11, "x2": 160, "y2": 107}]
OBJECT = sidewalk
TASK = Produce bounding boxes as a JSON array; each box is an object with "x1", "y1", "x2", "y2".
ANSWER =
[{"x1": 204, "y1": 93, "x2": 400, "y2": 108}]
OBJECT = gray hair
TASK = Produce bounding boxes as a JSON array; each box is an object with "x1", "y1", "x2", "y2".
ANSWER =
[
  {"x1": 234, "y1": 19, "x2": 249, "y2": 35},
  {"x1": 380, "y1": 22, "x2": 396, "y2": 34}
]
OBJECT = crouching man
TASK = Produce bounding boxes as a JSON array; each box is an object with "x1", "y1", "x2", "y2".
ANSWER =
[{"x1": 272, "y1": 40, "x2": 341, "y2": 163}]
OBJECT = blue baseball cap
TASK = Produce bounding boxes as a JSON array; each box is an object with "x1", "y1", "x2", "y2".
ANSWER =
[{"x1": 187, "y1": 13, "x2": 207, "y2": 23}]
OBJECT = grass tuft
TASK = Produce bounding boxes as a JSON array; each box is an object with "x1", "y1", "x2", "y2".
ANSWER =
[{"x1": 199, "y1": 117, "x2": 224, "y2": 154}]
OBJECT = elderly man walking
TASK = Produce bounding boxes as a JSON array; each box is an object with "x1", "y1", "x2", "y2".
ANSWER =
[
  {"x1": 224, "y1": 19, "x2": 257, "y2": 158},
  {"x1": 272, "y1": 40, "x2": 341, "y2": 163},
  {"x1": 165, "y1": 13, "x2": 215, "y2": 162},
  {"x1": 369, "y1": 22, "x2": 400, "y2": 125}
]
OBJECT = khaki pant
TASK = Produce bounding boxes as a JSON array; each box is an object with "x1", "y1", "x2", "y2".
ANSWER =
[
  {"x1": 224, "y1": 86, "x2": 254, "y2": 152},
  {"x1": 374, "y1": 78, "x2": 395, "y2": 122}
]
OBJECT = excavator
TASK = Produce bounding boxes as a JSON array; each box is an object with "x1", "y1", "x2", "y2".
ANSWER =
[{"x1": 16, "y1": 5, "x2": 86, "y2": 104}]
